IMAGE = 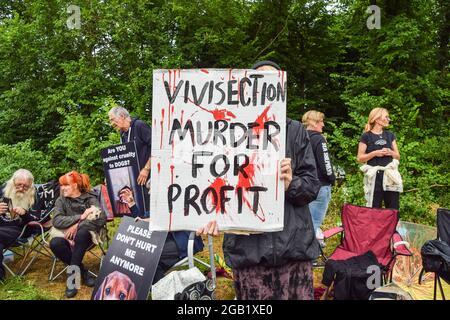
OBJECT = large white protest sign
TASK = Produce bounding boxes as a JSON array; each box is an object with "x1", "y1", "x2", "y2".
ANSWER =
[{"x1": 150, "y1": 69, "x2": 286, "y2": 232}]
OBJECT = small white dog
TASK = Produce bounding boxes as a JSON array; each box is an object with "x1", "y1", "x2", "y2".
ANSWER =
[{"x1": 49, "y1": 206, "x2": 104, "y2": 244}]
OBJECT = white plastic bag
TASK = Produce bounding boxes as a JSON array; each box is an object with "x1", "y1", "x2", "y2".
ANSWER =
[{"x1": 151, "y1": 267, "x2": 206, "y2": 300}]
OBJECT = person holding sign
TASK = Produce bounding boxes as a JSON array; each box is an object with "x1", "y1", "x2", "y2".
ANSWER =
[
  {"x1": 108, "y1": 106, "x2": 152, "y2": 214},
  {"x1": 50, "y1": 171, "x2": 107, "y2": 298},
  {"x1": 197, "y1": 61, "x2": 321, "y2": 300}
]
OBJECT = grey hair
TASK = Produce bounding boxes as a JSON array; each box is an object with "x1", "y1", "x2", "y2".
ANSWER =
[
  {"x1": 12, "y1": 169, "x2": 34, "y2": 184},
  {"x1": 3, "y1": 169, "x2": 35, "y2": 209},
  {"x1": 108, "y1": 106, "x2": 131, "y2": 120}
]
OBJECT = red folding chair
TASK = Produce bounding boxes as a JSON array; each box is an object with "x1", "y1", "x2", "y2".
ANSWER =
[{"x1": 321, "y1": 204, "x2": 411, "y2": 299}]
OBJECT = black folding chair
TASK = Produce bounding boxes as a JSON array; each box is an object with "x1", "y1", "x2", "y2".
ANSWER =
[
  {"x1": 2, "y1": 208, "x2": 55, "y2": 277},
  {"x1": 419, "y1": 208, "x2": 450, "y2": 300},
  {"x1": 48, "y1": 224, "x2": 109, "y2": 281}
]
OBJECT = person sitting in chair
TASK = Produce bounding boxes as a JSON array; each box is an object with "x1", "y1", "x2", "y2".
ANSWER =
[
  {"x1": 49, "y1": 170, "x2": 107, "y2": 298},
  {"x1": 0, "y1": 169, "x2": 45, "y2": 281}
]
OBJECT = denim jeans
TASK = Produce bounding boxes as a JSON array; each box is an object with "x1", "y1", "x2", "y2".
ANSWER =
[{"x1": 309, "y1": 185, "x2": 332, "y2": 234}]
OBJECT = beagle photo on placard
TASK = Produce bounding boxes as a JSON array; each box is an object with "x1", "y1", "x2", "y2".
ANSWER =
[{"x1": 94, "y1": 271, "x2": 137, "y2": 300}]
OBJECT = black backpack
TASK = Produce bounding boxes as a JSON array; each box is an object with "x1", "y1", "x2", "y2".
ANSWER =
[
  {"x1": 421, "y1": 239, "x2": 450, "y2": 283},
  {"x1": 174, "y1": 278, "x2": 215, "y2": 300}
]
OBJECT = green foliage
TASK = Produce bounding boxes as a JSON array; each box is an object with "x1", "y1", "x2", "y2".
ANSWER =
[
  {"x1": 0, "y1": 140, "x2": 55, "y2": 183},
  {"x1": 49, "y1": 99, "x2": 120, "y2": 185},
  {"x1": 0, "y1": 0, "x2": 448, "y2": 224}
]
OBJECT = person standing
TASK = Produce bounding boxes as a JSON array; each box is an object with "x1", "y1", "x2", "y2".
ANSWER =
[
  {"x1": 108, "y1": 106, "x2": 152, "y2": 216},
  {"x1": 357, "y1": 107, "x2": 402, "y2": 210},
  {"x1": 302, "y1": 110, "x2": 335, "y2": 241},
  {"x1": 197, "y1": 61, "x2": 320, "y2": 300}
]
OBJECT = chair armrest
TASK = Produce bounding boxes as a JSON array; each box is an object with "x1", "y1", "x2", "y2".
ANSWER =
[
  {"x1": 26, "y1": 221, "x2": 49, "y2": 245},
  {"x1": 38, "y1": 207, "x2": 54, "y2": 223},
  {"x1": 392, "y1": 232, "x2": 412, "y2": 256},
  {"x1": 323, "y1": 226, "x2": 344, "y2": 239}
]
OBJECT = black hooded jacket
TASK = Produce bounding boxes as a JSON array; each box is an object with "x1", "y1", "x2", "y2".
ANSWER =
[
  {"x1": 120, "y1": 117, "x2": 152, "y2": 169},
  {"x1": 307, "y1": 130, "x2": 336, "y2": 186},
  {"x1": 223, "y1": 119, "x2": 321, "y2": 269}
]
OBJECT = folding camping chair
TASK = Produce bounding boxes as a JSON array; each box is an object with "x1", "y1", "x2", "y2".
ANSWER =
[
  {"x1": 2, "y1": 206, "x2": 55, "y2": 278},
  {"x1": 169, "y1": 232, "x2": 217, "y2": 289},
  {"x1": 321, "y1": 204, "x2": 411, "y2": 299},
  {"x1": 48, "y1": 184, "x2": 112, "y2": 282},
  {"x1": 48, "y1": 224, "x2": 109, "y2": 281},
  {"x1": 419, "y1": 208, "x2": 450, "y2": 300}
]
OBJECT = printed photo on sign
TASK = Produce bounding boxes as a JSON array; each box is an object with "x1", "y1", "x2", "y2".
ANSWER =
[
  {"x1": 150, "y1": 69, "x2": 286, "y2": 232},
  {"x1": 92, "y1": 216, "x2": 167, "y2": 300},
  {"x1": 101, "y1": 142, "x2": 146, "y2": 217}
]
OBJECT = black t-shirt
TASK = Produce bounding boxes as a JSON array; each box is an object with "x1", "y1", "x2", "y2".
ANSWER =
[{"x1": 360, "y1": 130, "x2": 396, "y2": 166}]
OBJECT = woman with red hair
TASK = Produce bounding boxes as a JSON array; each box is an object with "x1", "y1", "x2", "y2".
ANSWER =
[{"x1": 50, "y1": 171, "x2": 106, "y2": 298}]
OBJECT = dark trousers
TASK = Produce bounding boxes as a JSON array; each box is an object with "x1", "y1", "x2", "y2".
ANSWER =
[
  {"x1": 152, "y1": 233, "x2": 180, "y2": 285},
  {"x1": 372, "y1": 172, "x2": 400, "y2": 210},
  {"x1": 0, "y1": 225, "x2": 22, "y2": 280},
  {"x1": 49, "y1": 228, "x2": 93, "y2": 272}
]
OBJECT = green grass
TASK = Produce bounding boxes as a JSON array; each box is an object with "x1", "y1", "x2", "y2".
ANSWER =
[{"x1": 0, "y1": 277, "x2": 57, "y2": 300}]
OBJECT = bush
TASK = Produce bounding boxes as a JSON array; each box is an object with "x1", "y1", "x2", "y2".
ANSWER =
[{"x1": 0, "y1": 140, "x2": 55, "y2": 183}]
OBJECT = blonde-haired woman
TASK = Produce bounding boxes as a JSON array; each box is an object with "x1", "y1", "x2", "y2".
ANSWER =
[
  {"x1": 302, "y1": 111, "x2": 335, "y2": 242},
  {"x1": 357, "y1": 108, "x2": 402, "y2": 210}
]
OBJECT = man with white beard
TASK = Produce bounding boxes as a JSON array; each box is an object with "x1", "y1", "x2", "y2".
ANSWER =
[{"x1": 0, "y1": 169, "x2": 42, "y2": 280}]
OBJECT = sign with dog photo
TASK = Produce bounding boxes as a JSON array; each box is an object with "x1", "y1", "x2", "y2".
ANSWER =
[
  {"x1": 101, "y1": 142, "x2": 146, "y2": 217},
  {"x1": 150, "y1": 69, "x2": 286, "y2": 232},
  {"x1": 92, "y1": 216, "x2": 167, "y2": 300}
]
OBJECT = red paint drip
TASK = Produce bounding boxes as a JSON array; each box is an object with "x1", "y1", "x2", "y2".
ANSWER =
[
  {"x1": 253, "y1": 105, "x2": 272, "y2": 136},
  {"x1": 211, "y1": 108, "x2": 236, "y2": 121},
  {"x1": 160, "y1": 108, "x2": 165, "y2": 149},
  {"x1": 256, "y1": 204, "x2": 266, "y2": 222},
  {"x1": 168, "y1": 105, "x2": 171, "y2": 132},
  {"x1": 157, "y1": 163, "x2": 161, "y2": 174},
  {"x1": 170, "y1": 165, "x2": 175, "y2": 183},
  {"x1": 187, "y1": 98, "x2": 236, "y2": 121},
  {"x1": 208, "y1": 178, "x2": 227, "y2": 214},
  {"x1": 171, "y1": 136, "x2": 175, "y2": 158},
  {"x1": 201, "y1": 69, "x2": 209, "y2": 74},
  {"x1": 236, "y1": 155, "x2": 256, "y2": 210},
  {"x1": 168, "y1": 70, "x2": 172, "y2": 94},
  {"x1": 237, "y1": 77, "x2": 240, "y2": 107},
  {"x1": 173, "y1": 69, "x2": 176, "y2": 92}
]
